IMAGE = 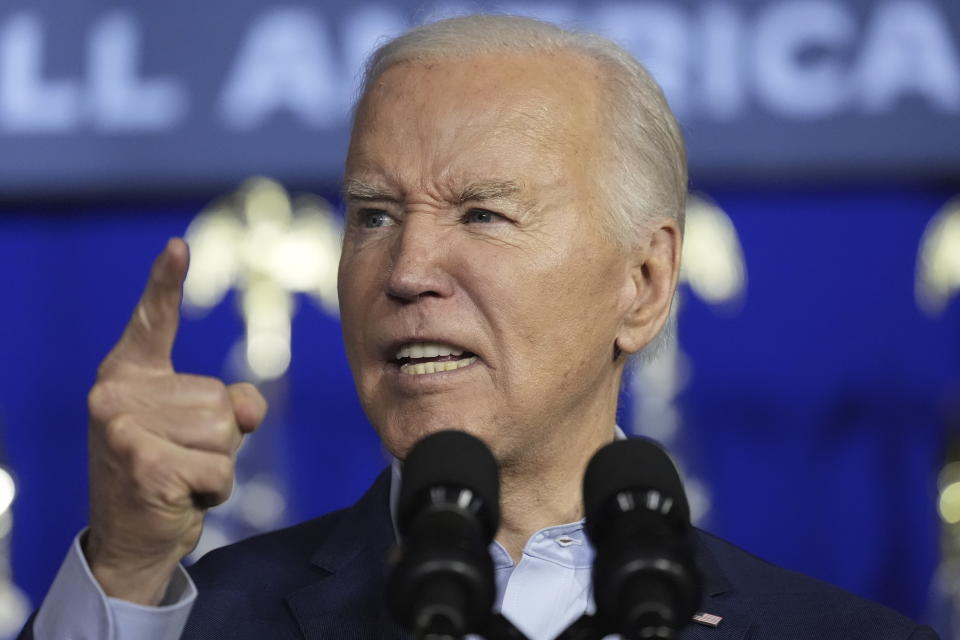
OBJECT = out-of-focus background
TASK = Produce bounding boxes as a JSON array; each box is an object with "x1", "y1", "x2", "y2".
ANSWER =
[{"x1": 0, "y1": 1, "x2": 958, "y2": 637}]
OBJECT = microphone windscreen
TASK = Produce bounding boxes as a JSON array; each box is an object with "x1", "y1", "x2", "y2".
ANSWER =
[
  {"x1": 583, "y1": 438, "x2": 689, "y2": 526},
  {"x1": 398, "y1": 430, "x2": 500, "y2": 537}
]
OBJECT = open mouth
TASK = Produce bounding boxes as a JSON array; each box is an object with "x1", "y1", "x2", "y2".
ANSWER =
[{"x1": 394, "y1": 341, "x2": 478, "y2": 375}]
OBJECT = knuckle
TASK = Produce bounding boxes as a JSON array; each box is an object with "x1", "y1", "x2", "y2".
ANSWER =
[
  {"x1": 213, "y1": 415, "x2": 238, "y2": 447},
  {"x1": 128, "y1": 444, "x2": 166, "y2": 489},
  {"x1": 96, "y1": 353, "x2": 135, "y2": 381},
  {"x1": 95, "y1": 357, "x2": 116, "y2": 381},
  {"x1": 186, "y1": 375, "x2": 230, "y2": 408},
  {"x1": 88, "y1": 381, "x2": 119, "y2": 419},
  {"x1": 215, "y1": 459, "x2": 236, "y2": 496},
  {"x1": 101, "y1": 414, "x2": 136, "y2": 453},
  {"x1": 198, "y1": 411, "x2": 235, "y2": 451},
  {"x1": 210, "y1": 381, "x2": 231, "y2": 409},
  {"x1": 213, "y1": 455, "x2": 235, "y2": 488},
  {"x1": 104, "y1": 420, "x2": 160, "y2": 490},
  {"x1": 155, "y1": 483, "x2": 184, "y2": 508}
]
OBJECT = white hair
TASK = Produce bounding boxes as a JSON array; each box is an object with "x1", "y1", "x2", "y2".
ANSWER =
[{"x1": 356, "y1": 14, "x2": 685, "y2": 360}]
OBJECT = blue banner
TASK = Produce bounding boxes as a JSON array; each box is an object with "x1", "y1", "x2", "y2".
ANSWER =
[{"x1": 0, "y1": 0, "x2": 958, "y2": 198}]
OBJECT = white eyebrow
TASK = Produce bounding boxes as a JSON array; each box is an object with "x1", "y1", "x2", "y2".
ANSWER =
[
  {"x1": 456, "y1": 180, "x2": 522, "y2": 204},
  {"x1": 342, "y1": 178, "x2": 531, "y2": 212},
  {"x1": 342, "y1": 178, "x2": 400, "y2": 203}
]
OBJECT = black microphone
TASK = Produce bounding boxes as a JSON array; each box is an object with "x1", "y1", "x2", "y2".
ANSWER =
[
  {"x1": 387, "y1": 430, "x2": 500, "y2": 640},
  {"x1": 582, "y1": 438, "x2": 702, "y2": 640}
]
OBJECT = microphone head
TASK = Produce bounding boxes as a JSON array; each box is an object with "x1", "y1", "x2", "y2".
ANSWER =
[
  {"x1": 398, "y1": 430, "x2": 501, "y2": 540},
  {"x1": 583, "y1": 438, "x2": 690, "y2": 539},
  {"x1": 583, "y1": 438, "x2": 701, "y2": 637}
]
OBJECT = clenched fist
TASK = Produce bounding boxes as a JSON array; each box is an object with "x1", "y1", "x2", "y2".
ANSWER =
[{"x1": 84, "y1": 238, "x2": 267, "y2": 605}]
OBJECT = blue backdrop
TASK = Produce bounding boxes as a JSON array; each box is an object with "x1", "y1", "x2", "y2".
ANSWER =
[
  {"x1": 1, "y1": 1, "x2": 959, "y2": 633},
  {"x1": 2, "y1": 184, "x2": 955, "y2": 630}
]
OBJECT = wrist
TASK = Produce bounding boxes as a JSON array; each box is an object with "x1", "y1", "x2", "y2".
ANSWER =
[{"x1": 83, "y1": 530, "x2": 181, "y2": 605}]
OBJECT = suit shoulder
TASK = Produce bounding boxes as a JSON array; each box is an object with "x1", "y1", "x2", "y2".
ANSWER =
[
  {"x1": 697, "y1": 530, "x2": 938, "y2": 639},
  {"x1": 180, "y1": 470, "x2": 397, "y2": 638},
  {"x1": 188, "y1": 506, "x2": 350, "y2": 589}
]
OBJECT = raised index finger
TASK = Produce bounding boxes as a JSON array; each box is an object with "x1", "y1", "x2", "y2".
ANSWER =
[{"x1": 101, "y1": 238, "x2": 190, "y2": 376}]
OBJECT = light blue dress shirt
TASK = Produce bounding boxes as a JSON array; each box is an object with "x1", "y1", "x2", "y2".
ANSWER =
[
  {"x1": 33, "y1": 533, "x2": 197, "y2": 640},
  {"x1": 488, "y1": 523, "x2": 595, "y2": 639}
]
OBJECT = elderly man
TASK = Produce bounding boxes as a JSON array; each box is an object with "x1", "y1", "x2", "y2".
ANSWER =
[{"x1": 21, "y1": 14, "x2": 935, "y2": 640}]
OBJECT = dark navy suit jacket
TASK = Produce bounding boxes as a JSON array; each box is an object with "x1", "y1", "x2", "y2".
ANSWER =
[{"x1": 177, "y1": 469, "x2": 937, "y2": 640}]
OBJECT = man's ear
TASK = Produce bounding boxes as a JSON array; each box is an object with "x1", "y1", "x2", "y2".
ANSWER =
[{"x1": 615, "y1": 218, "x2": 682, "y2": 355}]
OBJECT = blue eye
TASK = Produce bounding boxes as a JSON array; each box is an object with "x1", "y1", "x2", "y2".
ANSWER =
[
  {"x1": 361, "y1": 210, "x2": 393, "y2": 228},
  {"x1": 465, "y1": 209, "x2": 499, "y2": 224}
]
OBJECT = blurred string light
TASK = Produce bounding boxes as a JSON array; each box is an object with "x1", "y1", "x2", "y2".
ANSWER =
[
  {"x1": 682, "y1": 195, "x2": 748, "y2": 308},
  {"x1": 932, "y1": 446, "x2": 960, "y2": 639},
  {"x1": 917, "y1": 196, "x2": 960, "y2": 639},
  {"x1": 919, "y1": 197, "x2": 960, "y2": 541},
  {"x1": 184, "y1": 176, "x2": 342, "y2": 380},
  {"x1": 631, "y1": 194, "x2": 747, "y2": 524},
  {"x1": 916, "y1": 196, "x2": 960, "y2": 317},
  {"x1": 939, "y1": 462, "x2": 960, "y2": 525},
  {"x1": 182, "y1": 177, "x2": 341, "y2": 562},
  {"x1": 0, "y1": 466, "x2": 30, "y2": 639},
  {"x1": 0, "y1": 469, "x2": 13, "y2": 517}
]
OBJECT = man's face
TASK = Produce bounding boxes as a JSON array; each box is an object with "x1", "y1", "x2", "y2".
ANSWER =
[{"x1": 338, "y1": 52, "x2": 635, "y2": 463}]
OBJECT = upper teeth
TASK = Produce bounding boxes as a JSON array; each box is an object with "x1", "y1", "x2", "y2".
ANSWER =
[{"x1": 395, "y1": 341, "x2": 465, "y2": 360}]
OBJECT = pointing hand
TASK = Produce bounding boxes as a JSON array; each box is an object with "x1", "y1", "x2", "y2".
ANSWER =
[{"x1": 85, "y1": 238, "x2": 267, "y2": 605}]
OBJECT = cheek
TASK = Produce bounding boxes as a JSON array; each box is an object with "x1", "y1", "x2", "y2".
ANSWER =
[
  {"x1": 337, "y1": 253, "x2": 381, "y2": 366},
  {"x1": 339, "y1": 240, "x2": 383, "y2": 306},
  {"x1": 479, "y1": 275, "x2": 603, "y2": 379},
  {"x1": 510, "y1": 255, "x2": 623, "y2": 368}
]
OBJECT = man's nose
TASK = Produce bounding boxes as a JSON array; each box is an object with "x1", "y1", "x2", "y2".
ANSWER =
[{"x1": 385, "y1": 215, "x2": 456, "y2": 302}]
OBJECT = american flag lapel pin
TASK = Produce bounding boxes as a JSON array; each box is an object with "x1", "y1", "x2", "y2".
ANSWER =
[{"x1": 692, "y1": 612, "x2": 723, "y2": 628}]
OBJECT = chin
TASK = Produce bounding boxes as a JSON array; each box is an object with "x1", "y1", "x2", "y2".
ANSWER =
[
  {"x1": 373, "y1": 419, "x2": 453, "y2": 461},
  {"x1": 372, "y1": 412, "x2": 497, "y2": 461}
]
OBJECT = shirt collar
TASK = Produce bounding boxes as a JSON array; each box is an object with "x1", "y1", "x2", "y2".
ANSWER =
[{"x1": 388, "y1": 426, "x2": 627, "y2": 553}]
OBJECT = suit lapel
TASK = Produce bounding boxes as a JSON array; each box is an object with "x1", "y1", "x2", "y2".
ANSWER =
[
  {"x1": 284, "y1": 470, "x2": 409, "y2": 640},
  {"x1": 283, "y1": 473, "x2": 753, "y2": 640},
  {"x1": 678, "y1": 531, "x2": 752, "y2": 640}
]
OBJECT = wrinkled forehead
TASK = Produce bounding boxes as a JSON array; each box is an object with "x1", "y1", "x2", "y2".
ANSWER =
[{"x1": 346, "y1": 52, "x2": 605, "y2": 189}]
